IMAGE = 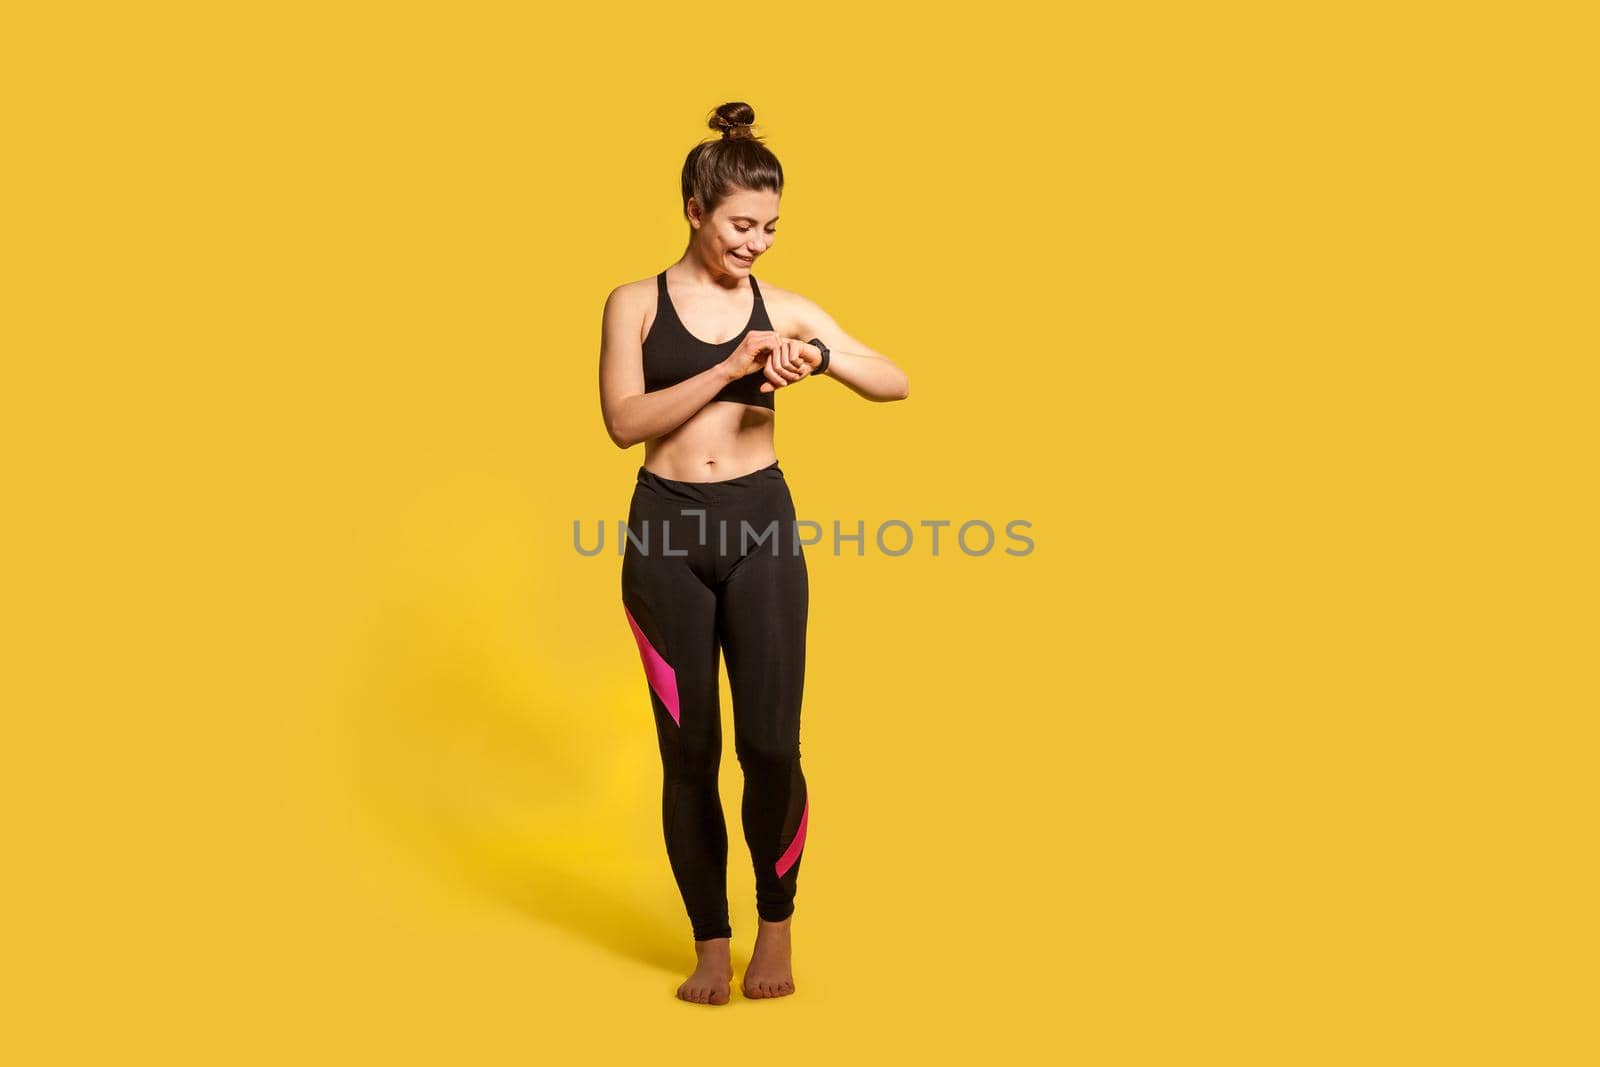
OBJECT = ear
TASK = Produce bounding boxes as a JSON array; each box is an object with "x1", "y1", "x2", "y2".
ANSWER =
[{"x1": 686, "y1": 197, "x2": 702, "y2": 230}]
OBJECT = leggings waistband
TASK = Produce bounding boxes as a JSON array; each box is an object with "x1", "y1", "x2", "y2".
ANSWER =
[{"x1": 635, "y1": 460, "x2": 784, "y2": 503}]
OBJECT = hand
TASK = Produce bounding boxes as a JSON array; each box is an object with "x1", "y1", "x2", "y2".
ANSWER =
[
  {"x1": 759, "y1": 338, "x2": 821, "y2": 393},
  {"x1": 722, "y1": 330, "x2": 781, "y2": 381}
]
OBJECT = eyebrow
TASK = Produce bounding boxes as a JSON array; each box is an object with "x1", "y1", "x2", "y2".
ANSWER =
[{"x1": 731, "y1": 215, "x2": 779, "y2": 224}]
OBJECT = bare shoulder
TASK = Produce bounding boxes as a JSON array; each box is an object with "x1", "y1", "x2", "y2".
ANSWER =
[
  {"x1": 753, "y1": 277, "x2": 831, "y2": 338},
  {"x1": 753, "y1": 276, "x2": 811, "y2": 309},
  {"x1": 602, "y1": 274, "x2": 660, "y2": 345},
  {"x1": 605, "y1": 274, "x2": 657, "y2": 309}
]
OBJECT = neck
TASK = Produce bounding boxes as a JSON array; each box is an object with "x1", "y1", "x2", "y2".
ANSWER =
[{"x1": 675, "y1": 244, "x2": 745, "y2": 290}]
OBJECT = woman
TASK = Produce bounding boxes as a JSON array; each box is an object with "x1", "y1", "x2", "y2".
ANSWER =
[{"x1": 598, "y1": 101, "x2": 910, "y2": 1005}]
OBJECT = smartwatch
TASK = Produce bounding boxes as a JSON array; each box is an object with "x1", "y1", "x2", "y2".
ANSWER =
[{"x1": 806, "y1": 337, "x2": 831, "y2": 375}]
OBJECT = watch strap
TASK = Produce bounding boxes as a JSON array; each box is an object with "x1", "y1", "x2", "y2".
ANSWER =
[{"x1": 807, "y1": 337, "x2": 830, "y2": 375}]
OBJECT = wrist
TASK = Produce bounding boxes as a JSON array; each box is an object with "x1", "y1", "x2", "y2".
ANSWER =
[{"x1": 805, "y1": 337, "x2": 831, "y2": 376}]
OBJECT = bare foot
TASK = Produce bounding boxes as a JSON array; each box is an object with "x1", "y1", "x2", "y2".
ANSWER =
[
  {"x1": 741, "y1": 916, "x2": 796, "y2": 999},
  {"x1": 677, "y1": 937, "x2": 732, "y2": 1005}
]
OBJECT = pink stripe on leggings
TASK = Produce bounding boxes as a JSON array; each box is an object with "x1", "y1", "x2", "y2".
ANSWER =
[
  {"x1": 774, "y1": 796, "x2": 809, "y2": 878},
  {"x1": 623, "y1": 603, "x2": 680, "y2": 725}
]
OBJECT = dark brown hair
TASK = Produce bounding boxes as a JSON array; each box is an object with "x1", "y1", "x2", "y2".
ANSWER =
[{"x1": 680, "y1": 101, "x2": 784, "y2": 222}]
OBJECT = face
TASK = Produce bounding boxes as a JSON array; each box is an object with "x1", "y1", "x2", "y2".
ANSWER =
[{"x1": 689, "y1": 186, "x2": 780, "y2": 275}]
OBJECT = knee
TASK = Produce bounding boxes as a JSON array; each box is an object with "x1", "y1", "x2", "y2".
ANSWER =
[
  {"x1": 665, "y1": 742, "x2": 722, "y2": 781},
  {"x1": 735, "y1": 739, "x2": 801, "y2": 772}
]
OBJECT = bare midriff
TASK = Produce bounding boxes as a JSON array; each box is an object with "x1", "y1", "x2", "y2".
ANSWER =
[{"x1": 642, "y1": 399, "x2": 777, "y2": 482}]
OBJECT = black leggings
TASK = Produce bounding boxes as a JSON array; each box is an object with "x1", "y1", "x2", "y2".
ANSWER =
[{"x1": 620, "y1": 460, "x2": 809, "y2": 941}]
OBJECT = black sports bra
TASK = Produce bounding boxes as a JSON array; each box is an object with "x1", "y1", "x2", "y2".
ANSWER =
[{"x1": 642, "y1": 270, "x2": 775, "y2": 410}]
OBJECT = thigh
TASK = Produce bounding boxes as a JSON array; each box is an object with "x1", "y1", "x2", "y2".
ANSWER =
[
  {"x1": 718, "y1": 493, "x2": 809, "y2": 758},
  {"x1": 622, "y1": 496, "x2": 723, "y2": 769}
]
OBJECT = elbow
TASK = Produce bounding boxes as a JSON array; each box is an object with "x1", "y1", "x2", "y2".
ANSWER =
[
  {"x1": 605, "y1": 417, "x2": 638, "y2": 449},
  {"x1": 604, "y1": 395, "x2": 648, "y2": 448},
  {"x1": 602, "y1": 399, "x2": 638, "y2": 448},
  {"x1": 889, "y1": 373, "x2": 910, "y2": 402}
]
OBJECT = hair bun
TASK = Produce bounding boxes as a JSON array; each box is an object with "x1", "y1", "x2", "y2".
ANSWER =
[{"x1": 708, "y1": 101, "x2": 757, "y2": 139}]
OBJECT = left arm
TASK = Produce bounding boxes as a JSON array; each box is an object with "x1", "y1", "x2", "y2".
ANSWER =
[{"x1": 765, "y1": 291, "x2": 910, "y2": 402}]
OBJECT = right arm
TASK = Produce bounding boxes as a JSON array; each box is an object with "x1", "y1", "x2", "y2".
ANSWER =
[{"x1": 598, "y1": 285, "x2": 776, "y2": 448}]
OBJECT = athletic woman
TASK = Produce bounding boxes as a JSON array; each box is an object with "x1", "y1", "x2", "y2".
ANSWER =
[{"x1": 598, "y1": 102, "x2": 910, "y2": 1005}]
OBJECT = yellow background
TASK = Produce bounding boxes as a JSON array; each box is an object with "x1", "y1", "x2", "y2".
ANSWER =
[{"x1": 4, "y1": 2, "x2": 1595, "y2": 1063}]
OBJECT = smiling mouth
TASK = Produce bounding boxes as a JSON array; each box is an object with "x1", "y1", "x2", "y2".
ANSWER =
[{"x1": 731, "y1": 252, "x2": 754, "y2": 264}]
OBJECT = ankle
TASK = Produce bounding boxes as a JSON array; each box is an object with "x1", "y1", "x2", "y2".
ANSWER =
[{"x1": 754, "y1": 919, "x2": 793, "y2": 941}]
